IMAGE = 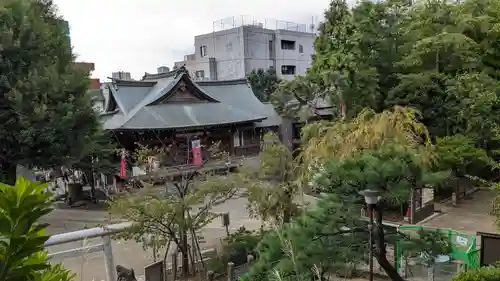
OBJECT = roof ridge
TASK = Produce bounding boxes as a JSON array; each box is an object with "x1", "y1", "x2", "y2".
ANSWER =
[
  {"x1": 147, "y1": 74, "x2": 219, "y2": 105},
  {"x1": 142, "y1": 66, "x2": 188, "y2": 81},
  {"x1": 196, "y1": 79, "x2": 248, "y2": 86}
]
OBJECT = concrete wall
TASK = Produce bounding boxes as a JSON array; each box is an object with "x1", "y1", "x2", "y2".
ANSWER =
[
  {"x1": 193, "y1": 27, "x2": 246, "y2": 80},
  {"x1": 273, "y1": 30, "x2": 314, "y2": 80},
  {"x1": 243, "y1": 26, "x2": 276, "y2": 75}
]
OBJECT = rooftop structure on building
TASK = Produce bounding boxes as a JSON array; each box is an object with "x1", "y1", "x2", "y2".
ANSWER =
[
  {"x1": 157, "y1": 66, "x2": 170, "y2": 74},
  {"x1": 174, "y1": 16, "x2": 317, "y2": 81},
  {"x1": 112, "y1": 71, "x2": 132, "y2": 81}
]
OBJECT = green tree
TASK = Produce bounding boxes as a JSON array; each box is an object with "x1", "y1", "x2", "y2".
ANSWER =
[
  {"x1": 300, "y1": 106, "x2": 433, "y2": 183},
  {"x1": 243, "y1": 132, "x2": 300, "y2": 224},
  {"x1": 310, "y1": 0, "x2": 381, "y2": 118},
  {"x1": 109, "y1": 143, "x2": 239, "y2": 277},
  {"x1": 317, "y1": 143, "x2": 448, "y2": 208},
  {"x1": 0, "y1": 177, "x2": 74, "y2": 281},
  {"x1": 245, "y1": 194, "x2": 368, "y2": 281},
  {"x1": 294, "y1": 0, "x2": 500, "y2": 155},
  {"x1": 434, "y1": 135, "x2": 494, "y2": 179},
  {"x1": 0, "y1": 0, "x2": 114, "y2": 184},
  {"x1": 247, "y1": 144, "x2": 449, "y2": 281},
  {"x1": 246, "y1": 68, "x2": 280, "y2": 102}
]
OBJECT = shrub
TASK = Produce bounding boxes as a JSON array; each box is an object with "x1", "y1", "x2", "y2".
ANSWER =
[
  {"x1": 225, "y1": 227, "x2": 262, "y2": 265},
  {"x1": 207, "y1": 226, "x2": 264, "y2": 274},
  {"x1": 452, "y1": 266, "x2": 500, "y2": 281},
  {"x1": 0, "y1": 177, "x2": 74, "y2": 281}
]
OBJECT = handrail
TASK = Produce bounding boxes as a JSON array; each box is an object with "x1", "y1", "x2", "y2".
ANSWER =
[
  {"x1": 45, "y1": 222, "x2": 134, "y2": 281},
  {"x1": 44, "y1": 222, "x2": 133, "y2": 246}
]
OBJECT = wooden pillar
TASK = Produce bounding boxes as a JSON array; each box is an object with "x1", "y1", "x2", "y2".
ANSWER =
[{"x1": 229, "y1": 126, "x2": 236, "y2": 156}]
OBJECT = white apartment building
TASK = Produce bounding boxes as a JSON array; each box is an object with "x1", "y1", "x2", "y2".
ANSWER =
[{"x1": 174, "y1": 17, "x2": 316, "y2": 81}]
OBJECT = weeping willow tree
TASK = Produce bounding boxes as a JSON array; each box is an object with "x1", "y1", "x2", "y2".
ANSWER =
[{"x1": 300, "y1": 106, "x2": 435, "y2": 183}]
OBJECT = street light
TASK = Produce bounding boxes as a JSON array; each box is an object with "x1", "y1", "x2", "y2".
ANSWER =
[{"x1": 359, "y1": 189, "x2": 382, "y2": 281}]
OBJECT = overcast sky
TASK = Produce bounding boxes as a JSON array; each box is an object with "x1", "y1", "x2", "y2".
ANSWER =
[{"x1": 53, "y1": 0, "x2": 331, "y2": 80}]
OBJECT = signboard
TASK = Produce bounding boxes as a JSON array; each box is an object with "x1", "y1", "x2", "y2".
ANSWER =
[
  {"x1": 191, "y1": 139, "x2": 203, "y2": 166},
  {"x1": 456, "y1": 235, "x2": 468, "y2": 246},
  {"x1": 144, "y1": 261, "x2": 164, "y2": 281}
]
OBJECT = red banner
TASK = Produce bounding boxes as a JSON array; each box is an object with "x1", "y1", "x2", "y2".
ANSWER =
[
  {"x1": 191, "y1": 139, "x2": 203, "y2": 166},
  {"x1": 120, "y1": 149, "x2": 127, "y2": 178}
]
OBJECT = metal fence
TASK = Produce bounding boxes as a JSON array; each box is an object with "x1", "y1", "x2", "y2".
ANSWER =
[
  {"x1": 44, "y1": 222, "x2": 133, "y2": 281},
  {"x1": 395, "y1": 225, "x2": 479, "y2": 281}
]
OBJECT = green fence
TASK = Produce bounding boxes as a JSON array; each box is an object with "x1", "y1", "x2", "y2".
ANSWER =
[{"x1": 395, "y1": 225, "x2": 479, "y2": 278}]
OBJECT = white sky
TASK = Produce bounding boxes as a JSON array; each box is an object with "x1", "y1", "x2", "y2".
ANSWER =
[{"x1": 53, "y1": 0, "x2": 331, "y2": 81}]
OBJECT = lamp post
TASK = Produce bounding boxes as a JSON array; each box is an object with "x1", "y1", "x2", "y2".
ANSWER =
[{"x1": 359, "y1": 189, "x2": 382, "y2": 281}]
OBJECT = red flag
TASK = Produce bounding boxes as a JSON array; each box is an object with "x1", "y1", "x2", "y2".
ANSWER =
[
  {"x1": 191, "y1": 139, "x2": 203, "y2": 166},
  {"x1": 120, "y1": 149, "x2": 127, "y2": 178}
]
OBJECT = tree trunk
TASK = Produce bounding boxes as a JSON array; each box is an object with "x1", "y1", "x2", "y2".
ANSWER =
[
  {"x1": 428, "y1": 265, "x2": 435, "y2": 281},
  {"x1": 374, "y1": 253, "x2": 406, "y2": 281},
  {"x1": 374, "y1": 202, "x2": 407, "y2": 281},
  {"x1": 283, "y1": 191, "x2": 292, "y2": 223},
  {"x1": 180, "y1": 228, "x2": 189, "y2": 277},
  {"x1": 0, "y1": 159, "x2": 17, "y2": 185}
]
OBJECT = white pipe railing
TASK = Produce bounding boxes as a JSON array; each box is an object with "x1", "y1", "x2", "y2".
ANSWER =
[{"x1": 44, "y1": 222, "x2": 134, "y2": 281}]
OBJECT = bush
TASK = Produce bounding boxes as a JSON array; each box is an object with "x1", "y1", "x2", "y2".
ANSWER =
[
  {"x1": 225, "y1": 227, "x2": 262, "y2": 265},
  {"x1": 207, "y1": 226, "x2": 264, "y2": 274},
  {"x1": 452, "y1": 266, "x2": 500, "y2": 281},
  {"x1": 0, "y1": 177, "x2": 74, "y2": 281}
]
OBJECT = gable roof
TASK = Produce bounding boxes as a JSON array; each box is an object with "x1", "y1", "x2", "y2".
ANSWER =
[{"x1": 101, "y1": 69, "x2": 281, "y2": 130}]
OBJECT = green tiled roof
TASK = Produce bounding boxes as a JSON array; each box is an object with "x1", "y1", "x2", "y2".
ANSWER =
[{"x1": 101, "y1": 70, "x2": 280, "y2": 130}]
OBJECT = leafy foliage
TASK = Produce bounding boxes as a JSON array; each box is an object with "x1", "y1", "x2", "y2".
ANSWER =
[
  {"x1": 131, "y1": 142, "x2": 167, "y2": 172},
  {"x1": 242, "y1": 133, "x2": 301, "y2": 224},
  {"x1": 399, "y1": 229, "x2": 451, "y2": 267},
  {"x1": 434, "y1": 135, "x2": 494, "y2": 178},
  {"x1": 109, "y1": 142, "x2": 240, "y2": 276},
  {"x1": 285, "y1": 0, "x2": 500, "y2": 159},
  {"x1": 246, "y1": 68, "x2": 280, "y2": 102},
  {"x1": 317, "y1": 144, "x2": 449, "y2": 208},
  {"x1": 109, "y1": 172, "x2": 240, "y2": 269},
  {"x1": 245, "y1": 194, "x2": 368, "y2": 281},
  {"x1": 452, "y1": 266, "x2": 500, "y2": 281},
  {"x1": 300, "y1": 106, "x2": 433, "y2": 183},
  {"x1": 207, "y1": 227, "x2": 264, "y2": 274},
  {"x1": 0, "y1": 177, "x2": 74, "y2": 281},
  {"x1": 0, "y1": 0, "x2": 115, "y2": 184},
  {"x1": 270, "y1": 75, "x2": 325, "y2": 120}
]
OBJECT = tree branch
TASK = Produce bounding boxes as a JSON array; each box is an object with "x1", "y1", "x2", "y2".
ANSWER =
[{"x1": 312, "y1": 227, "x2": 367, "y2": 241}]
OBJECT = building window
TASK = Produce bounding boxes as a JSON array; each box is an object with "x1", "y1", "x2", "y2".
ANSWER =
[
  {"x1": 200, "y1": 45, "x2": 207, "y2": 57},
  {"x1": 195, "y1": 70, "x2": 205, "y2": 79},
  {"x1": 281, "y1": 65, "x2": 296, "y2": 75},
  {"x1": 281, "y1": 40, "x2": 296, "y2": 50},
  {"x1": 299, "y1": 44, "x2": 304, "y2": 53}
]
